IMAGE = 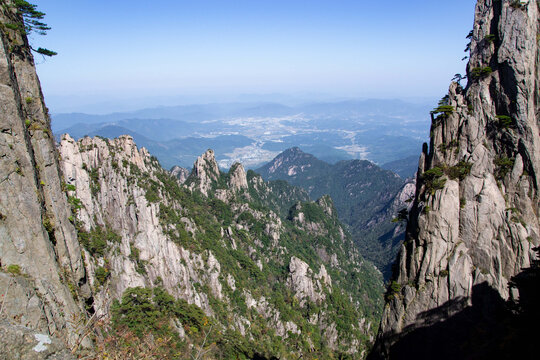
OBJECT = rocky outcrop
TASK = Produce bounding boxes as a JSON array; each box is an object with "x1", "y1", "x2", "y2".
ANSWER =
[
  {"x1": 370, "y1": 1, "x2": 540, "y2": 358},
  {"x1": 0, "y1": 0, "x2": 87, "y2": 348},
  {"x1": 257, "y1": 147, "x2": 409, "y2": 279},
  {"x1": 0, "y1": 320, "x2": 75, "y2": 360},
  {"x1": 287, "y1": 256, "x2": 331, "y2": 305},
  {"x1": 170, "y1": 165, "x2": 189, "y2": 183},
  {"x1": 59, "y1": 135, "x2": 225, "y2": 314},
  {"x1": 187, "y1": 149, "x2": 220, "y2": 196},
  {"x1": 228, "y1": 162, "x2": 249, "y2": 191}
]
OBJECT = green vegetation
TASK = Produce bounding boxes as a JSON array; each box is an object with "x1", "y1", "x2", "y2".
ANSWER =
[
  {"x1": 470, "y1": 66, "x2": 493, "y2": 79},
  {"x1": 496, "y1": 115, "x2": 514, "y2": 129},
  {"x1": 73, "y1": 144, "x2": 385, "y2": 358},
  {"x1": 12, "y1": 1, "x2": 57, "y2": 56},
  {"x1": 494, "y1": 156, "x2": 515, "y2": 180},
  {"x1": 392, "y1": 208, "x2": 409, "y2": 223},
  {"x1": 67, "y1": 196, "x2": 82, "y2": 213},
  {"x1": 430, "y1": 97, "x2": 455, "y2": 126},
  {"x1": 150, "y1": 163, "x2": 382, "y2": 356},
  {"x1": 440, "y1": 269, "x2": 449, "y2": 277},
  {"x1": 95, "y1": 266, "x2": 109, "y2": 286},
  {"x1": 7, "y1": 264, "x2": 21, "y2": 275},
  {"x1": 431, "y1": 105, "x2": 455, "y2": 117},
  {"x1": 446, "y1": 161, "x2": 472, "y2": 180},
  {"x1": 422, "y1": 166, "x2": 447, "y2": 195},
  {"x1": 129, "y1": 244, "x2": 147, "y2": 275},
  {"x1": 78, "y1": 224, "x2": 121, "y2": 257},
  {"x1": 385, "y1": 281, "x2": 402, "y2": 301},
  {"x1": 65, "y1": 183, "x2": 76, "y2": 192},
  {"x1": 422, "y1": 161, "x2": 472, "y2": 195},
  {"x1": 485, "y1": 34, "x2": 496, "y2": 43},
  {"x1": 88, "y1": 168, "x2": 100, "y2": 196},
  {"x1": 438, "y1": 139, "x2": 459, "y2": 153},
  {"x1": 256, "y1": 154, "x2": 405, "y2": 278}
]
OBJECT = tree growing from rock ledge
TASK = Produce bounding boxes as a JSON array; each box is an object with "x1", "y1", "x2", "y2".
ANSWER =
[{"x1": 12, "y1": 0, "x2": 57, "y2": 56}]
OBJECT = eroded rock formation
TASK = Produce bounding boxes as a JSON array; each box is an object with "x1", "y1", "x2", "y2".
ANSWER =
[{"x1": 370, "y1": 1, "x2": 540, "y2": 358}]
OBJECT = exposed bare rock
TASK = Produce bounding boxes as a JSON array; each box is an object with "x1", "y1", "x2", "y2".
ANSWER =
[
  {"x1": 0, "y1": 1, "x2": 87, "y2": 346},
  {"x1": 0, "y1": 320, "x2": 75, "y2": 360},
  {"x1": 170, "y1": 165, "x2": 189, "y2": 184},
  {"x1": 228, "y1": 162, "x2": 248, "y2": 191},
  {"x1": 287, "y1": 256, "x2": 331, "y2": 305},
  {"x1": 371, "y1": 1, "x2": 540, "y2": 358},
  {"x1": 58, "y1": 135, "x2": 223, "y2": 315},
  {"x1": 187, "y1": 149, "x2": 220, "y2": 196}
]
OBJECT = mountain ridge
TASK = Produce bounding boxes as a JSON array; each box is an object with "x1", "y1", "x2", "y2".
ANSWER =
[{"x1": 256, "y1": 147, "x2": 412, "y2": 278}]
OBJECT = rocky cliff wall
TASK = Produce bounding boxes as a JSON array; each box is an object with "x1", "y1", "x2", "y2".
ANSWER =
[
  {"x1": 0, "y1": 0, "x2": 87, "y2": 349},
  {"x1": 370, "y1": 0, "x2": 540, "y2": 358}
]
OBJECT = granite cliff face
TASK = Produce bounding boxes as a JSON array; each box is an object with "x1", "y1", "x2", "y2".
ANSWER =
[
  {"x1": 370, "y1": 0, "x2": 540, "y2": 358},
  {"x1": 0, "y1": 0, "x2": 87, "y2": 352}
]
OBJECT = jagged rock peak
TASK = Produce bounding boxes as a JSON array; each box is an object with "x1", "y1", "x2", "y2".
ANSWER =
[
  {"x1": 370, "y1": 1, "x2": 540, "y2": 358},
  {"x1": 170, "y1": 165, "x2": 189, "y2": 184},
  {"x1": 228, "y1": 162, "x2": 248, "y2": 190},
  {"x1": 187, "y1": 149, "x2": 220, "y2": 196}
]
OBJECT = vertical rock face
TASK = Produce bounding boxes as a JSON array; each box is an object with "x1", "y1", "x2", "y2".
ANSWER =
[
  {"x1": 370, "y1": 0, "x2": 539, "y2": 358},
  {"x1": 228, "y1": 162, "x2": 249, "y2": 191},
  {"x1": 187, "y1": 149, "x2": 220, "y2": 196},
  {"x1": 0, "y1": 0, "x2": 86, "y2": 346}
]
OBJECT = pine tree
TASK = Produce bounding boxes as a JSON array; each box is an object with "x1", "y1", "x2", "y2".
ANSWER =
[{"x1": 12, "y1": 0, "x2": 57, "y2": 56}]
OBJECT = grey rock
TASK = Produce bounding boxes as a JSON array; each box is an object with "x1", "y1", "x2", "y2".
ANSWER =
[
  {"x1": 0, "y1": 320, "x2": 75, "y2": 359},
  {"x1": 0, "y1": 2, "x2": 88, "y2": 347},
  {"x1": 371, "y1": 1, "x2": 540, "y2": 358},
  {"x1": 170, "y1": 165, "x2": 189, "y2": 184}
]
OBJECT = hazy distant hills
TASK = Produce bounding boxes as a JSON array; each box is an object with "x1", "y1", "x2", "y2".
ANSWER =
[
  {"x1": 53, "y1": 99, "x2": 430, "y2": 169},
  {"x1": 256, "y1": 147, "x2": 413, "y2": 278},
  {"x1": 58, "y1": 124, "x2": 254, "y2": 169},
  {"x1": 381, "y1": 155, "x2": 419, "y2": 179}
]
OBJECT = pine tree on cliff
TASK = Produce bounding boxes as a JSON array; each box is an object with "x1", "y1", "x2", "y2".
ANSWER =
[{"x1": 13, "y1": 0, "x2": 57, "y2": 56}]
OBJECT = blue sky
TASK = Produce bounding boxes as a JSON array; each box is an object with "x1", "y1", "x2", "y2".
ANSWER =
[{"x1": 32, "y1": 0, "x2": 476, "y2": 113}]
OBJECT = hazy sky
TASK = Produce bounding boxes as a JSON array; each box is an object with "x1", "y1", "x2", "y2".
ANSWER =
[{"x1": 32, "y1": 0, "x2": 476, "y2": 113}]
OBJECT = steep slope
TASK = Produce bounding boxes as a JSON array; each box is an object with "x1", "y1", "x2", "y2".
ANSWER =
[
  {"x1": 0, "y1": 0, "x2": 88, "y2": 351},
  {"x1": 257, "y1": 147, "x2": 411, "y2": 277},
  {"x1": 59, "y1": 135, "x2": 384, "y2": 359},
  {"x1": 370, "y1": 0, "x2": 540, "y2": 358}
]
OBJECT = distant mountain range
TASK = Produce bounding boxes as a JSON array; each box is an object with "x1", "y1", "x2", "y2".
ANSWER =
[
  {"x1": 256, "y1": 147, "x2": 415, "y2": 278},
  {"x1": 53, "y1": 99, "x2": 430, "y2": 169},
  {"x1": 381, "y1": 155, "x2": 419, "y2": 179}
]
